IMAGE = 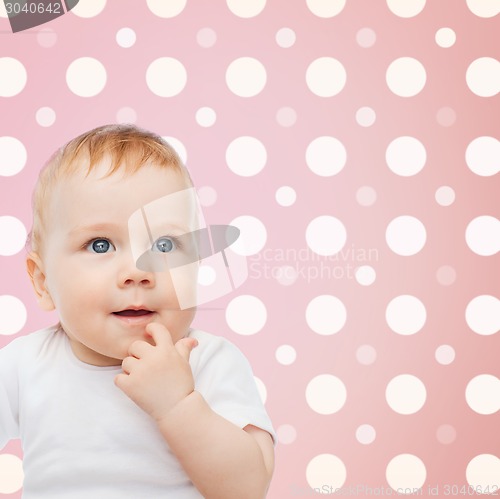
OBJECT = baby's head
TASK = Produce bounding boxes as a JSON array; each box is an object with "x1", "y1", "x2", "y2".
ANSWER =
[{"x1": 26, "y1": 124, "x2": 199, "y2": 366}]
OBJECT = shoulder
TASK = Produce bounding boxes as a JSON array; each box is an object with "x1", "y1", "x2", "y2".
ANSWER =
[
  {"x1": 0, "y1": 324, "x2": 62, "y2": 366},
  {"x1": 187, "y1": 328, "x2": 252, "y2": 373}
]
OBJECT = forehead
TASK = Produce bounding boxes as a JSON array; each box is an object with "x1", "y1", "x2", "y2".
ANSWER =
[{"x1": 48, "y1": 163, "x2": 194, "y2": 233}]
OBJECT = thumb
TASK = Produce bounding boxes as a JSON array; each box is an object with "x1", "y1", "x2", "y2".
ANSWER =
[{"x1": 175, "y1": 337, "x2": 198, "y2": 361}]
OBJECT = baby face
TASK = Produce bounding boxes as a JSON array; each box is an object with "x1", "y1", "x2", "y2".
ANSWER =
[{"x1": 37, "y1": 162, "x2": 197, "y2": 366}]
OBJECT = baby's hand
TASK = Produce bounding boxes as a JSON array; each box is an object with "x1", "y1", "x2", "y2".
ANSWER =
[{"x1": 114, "y1": 323, "x2": 198, "y2": 422}]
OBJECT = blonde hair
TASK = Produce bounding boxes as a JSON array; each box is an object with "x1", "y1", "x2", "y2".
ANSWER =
[{"x1": 27, "y1": 123, "x2": 192, "y2": 255}]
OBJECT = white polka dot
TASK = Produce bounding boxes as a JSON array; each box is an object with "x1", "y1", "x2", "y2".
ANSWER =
[
  {"x1": 386, "y1": 295, "x2": 426, "y2": 335},
  {"x1": 0, "y1": 58, "x2": 27, "y2": 97},
  {"x1": 228, "y1": 215, "x2": 267, "y2": 256},
  {"x1": 198, "y1": 265, "x2": 217, "y2": 286},
  {"x1": 275, "y1": 186, "x2": 296, "y2": 207},
  {"x1": 436, "y1": 265, "x2": 456, "y2": 286},
  {"x1": 306, "y1": 454, "x2": 347, "y2": 490},
  {"x1": 35, "y1": 107, "x2": 56, "y2": 127},
  {"x1": 356, "y1": 345, "x2": 377, "y2": 365},
  {"x1": 0, "y1": 137, "x2": 27, "y2": 176},
  {"x1": 66, "y1": 57, "x2": 106, "y2": 97},
  {"x1": 306, "y1": 295, "x2": 347, "y2": 336},
  {"x1": 436, "y1": 107, "x2": 457, "y2": 126},
  {"x1": 436, "y1": 424, "x2": 456, "y2": 444},
  {"x1": 355, "y1": 265, "x2": 376, "y2": 286},
  {"x1": 306, "y1": 0, "x2": 346, "y2": 17},
  {"x1": 0, "y1": 295, "x2": 27, "y2": 336},
  {"x1": 276, "y1": 107, "x2": 297, "y2": 127},
  {"x1": 71, "y1": 0, "x2": 106, "y2": 17},
  {"x1": 306, "y1": 136, "x2": 347, "y2": 177},
  {"x1": 306, "y1": 57, "x2": 347, "y2": 97},
  {"x1": 356, "y1": 186, "x2": 377, "y2": 206},
  {"x1": 386, "y1": 136, "x2": 426, "y2": 176},
  {"x1": 386, "y1": 0, "x2": 426, "y2": 17},
  {"x1": 386, "y1": 57, "x2": 426, "y2": 97},
  {"x1": 386, "y1": 454, "x2": 426, "y2": 493},
  {"x1": 356, "y1": 27, "x2": 377, "y2": 47},
  {"x1": 435, "y1": 186, "x2": 455, "y2": 206},
  {"x1": 116, "y1": 27, "x2": 136, "y2": 48},
  {"x1": 0, "y1": 216, "x2": 27, "y2": 256},
  {"x1": 386, "y1": 216, "x2": 426, "y2": 256},
  {"x1": 465, "y1": 216, "x2": 500, "y2": 256},
  {"x1": 306, "y1": 216, "x2": 347, "y2": 256},
  {"x1": 226, "y1": 0, "x2": 266, "y2": 17},
  {"x1": 146, "y1": 57, "x2": 187, "y2": 97},
  {"x1": 37, "y1": 28, "x2": 57, "y2": 48},
  {"x1": 435, "y1": 27, "x2": 456, "y2": 48},
  {"x1": 356, "y1": 107, "x2": 376, "y2": 127},
  {"x1": 306, "y1": 374, "x2": 347, "y2": 415},
  {"x1": 356, "y1": 424, "x2": 376, "y2": 444},
  {"x1": 276, "y1": 424, "x2": 297, "y2": 444},
  {"x1": 147, "y1": 0, "x2": 186, "y2": 17},
  {"x1": 226, "y1": 57, "x2": 267, "y2": 97},
  {"x1": 435, "y1": 345, "x2": 455, "y2": 365},
  {"x1": 225, "y1": 295, "x2": 267, "y2": 335},
  {"x1": 276, "y1": 344, "x2": 297, "y2": 365},
  {"x1": 116, "y1": 107, "x2": 137, "y2": 124},
  {"x1": 195, "y1": 107, "x2": 217, "y2": 127},
  {"x1": 466, "y1": 0, "x2": 500, "y2": 18},
  {"x1": 465, "y1": 295, "x2": 500, "y2": 336},
  {"x1": 197, "y1": 186, "x2": 217, "y2": 207},
  {"x1": 0, "y1": 1, "x2": 7, "y2": 17},
  {"x1": 466, "y1": 136, "x2": 500, "y2": 177},
  {"x1": 466, "y1": 57, "x2": 500, "y2": 97},
  {"x1": 275, "y1": 27, "x2": 296, "y2": 48},
  {"x1": 465, "y1": 375, "x2": 500, "y2": 415},
  {"x1": 254, "y1": 376, "x2": 267, "y2": 404},
  {"x1": 386, "y1": 375, "x2": 426, "y2": 415},
  {"x1": 226, "y1": 136, "x2": 266, "y2": 177},
  {"x1": 274, "y1": 265, "x2": 298, "y2": 286},
  {"x1": 196, "y1": 28, "x2": 217, "y2": 48},
  {"x1": 162, "y1": 136, "x2": 187, "y2": 164},
  {"x1": 466, "y1": 455, "x2": 500, "y2": 492},
  {"x1": 0, "y1": 454, "x2": 23, "y2": 494}
]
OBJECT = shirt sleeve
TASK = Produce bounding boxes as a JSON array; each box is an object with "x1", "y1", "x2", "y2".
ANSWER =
[
  {"x1": 0, "y1": 337, "x2": 22, "y2": 450},
  {"x1": 189, "y1": 331, "x2": 276, "y2": 444}
]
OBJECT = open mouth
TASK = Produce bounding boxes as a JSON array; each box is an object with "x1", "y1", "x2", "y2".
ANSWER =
[{"x1": 113, "y1": 309, "x2": 153, "y2": 317}]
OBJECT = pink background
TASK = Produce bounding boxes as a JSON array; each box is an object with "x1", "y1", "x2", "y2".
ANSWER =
[{"x1": 0, "y1": 0, "x2": 499, "y2": 497}]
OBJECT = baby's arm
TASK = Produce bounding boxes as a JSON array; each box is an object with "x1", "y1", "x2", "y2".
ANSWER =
[{"x1": 114, "y1": 323, "x2": 274, "y2": 499}]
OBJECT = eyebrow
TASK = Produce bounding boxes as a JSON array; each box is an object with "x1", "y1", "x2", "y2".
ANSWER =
[{"x1": 68, "y1": 223, "x2": 121, "y2": 236}]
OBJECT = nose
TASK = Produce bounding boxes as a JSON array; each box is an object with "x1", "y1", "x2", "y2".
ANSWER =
[{"x1": 117, "y1": 253, "x2": 156, "y2": 288}]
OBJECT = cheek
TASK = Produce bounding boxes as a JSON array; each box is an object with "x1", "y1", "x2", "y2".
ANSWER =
[{"x1": 164, "y1": 309, "x2": 196, "y2": 342}]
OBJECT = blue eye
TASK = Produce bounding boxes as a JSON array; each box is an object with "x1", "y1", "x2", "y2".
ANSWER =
[
  {"x1": 86, "y1": 238, "x2": 115, "y2": 253},
  {"x1": 153, "y1": 237, "x2": 176, "y2": 253}
]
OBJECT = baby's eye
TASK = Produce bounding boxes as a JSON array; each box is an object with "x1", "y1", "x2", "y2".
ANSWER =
[
  {"x1": 86, "y1": 238, "x2": 115, "y2": 254},
  {"x1": 152, "y1": 237, "x2": 176, "y2": 253}
]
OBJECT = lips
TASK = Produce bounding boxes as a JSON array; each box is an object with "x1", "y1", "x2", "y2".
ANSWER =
[{"x1": 112, "y1": 308, "x2": 154, "y2": 317}]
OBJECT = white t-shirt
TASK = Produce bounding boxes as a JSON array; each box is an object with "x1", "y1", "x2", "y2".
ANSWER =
[{"x1": 0, "y1": 325, "x2": 275, "y2": 498}]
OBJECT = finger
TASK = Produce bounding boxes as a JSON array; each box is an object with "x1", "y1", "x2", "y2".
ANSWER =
[
  {"x1": 175, "y1": 337, "x2": 198, "y2": 362},
  {"x1": 128, "y1": 339, "x2": 154, "y2": 359},
  {"x1": 114, "y1": 373, "x2": 129, "y2": 391},
  {"x1": 121, "y1": 355, "x2": 139, "y2": 374},
  {"x1": 145, "y1": 322, "x2": 174, "y2": 348}
]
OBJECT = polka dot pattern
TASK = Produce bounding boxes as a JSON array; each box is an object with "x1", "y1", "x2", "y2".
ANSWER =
[
  {"x1": 1, "y1": 2, "x2": 498, "y2": 497},
  {"x1": 386, "y1": 57, "x2": 426, "y2": 97},
  {"x1": 306, "y1": 374, "x2": 347, "y2": 414}
]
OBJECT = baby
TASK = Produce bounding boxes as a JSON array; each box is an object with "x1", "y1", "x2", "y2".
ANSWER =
[{"x1": 0, "y1": 124, "x2": 275, "y2": 498}]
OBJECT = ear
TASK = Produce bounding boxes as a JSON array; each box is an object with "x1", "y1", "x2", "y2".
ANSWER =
[{"x1": 26, "y1": 253, "x2": 55, "y2": 311}]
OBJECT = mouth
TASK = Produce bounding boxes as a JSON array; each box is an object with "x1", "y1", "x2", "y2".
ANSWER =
[
  {"x1": 113, "y1": 309, "x2": 153, "y2": 317},
  {"x1": 112, "y1": 308, "x2": 155, "y2": 325}
]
